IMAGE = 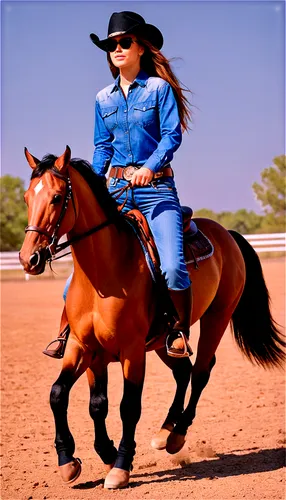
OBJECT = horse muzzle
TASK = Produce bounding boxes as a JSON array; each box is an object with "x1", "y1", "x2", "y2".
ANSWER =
[{"x1": 19, "y1": 247, "x2": 49, "y2": 275}]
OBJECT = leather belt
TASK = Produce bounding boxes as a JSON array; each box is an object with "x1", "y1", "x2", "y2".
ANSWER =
[{"x1": 109, "y1": 165, "x2": 173, "y2": 182}]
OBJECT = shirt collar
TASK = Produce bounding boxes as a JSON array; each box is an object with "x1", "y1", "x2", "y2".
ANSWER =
[
  {"x1": 111, "y1": 74, "x2": 121, "y2": 92},
  {"x1": 111, "y1": 70, "x2": 149, "y2": 92},
  {"x1": 134, "y1": 70, "x2": 149, "y2": 87}
]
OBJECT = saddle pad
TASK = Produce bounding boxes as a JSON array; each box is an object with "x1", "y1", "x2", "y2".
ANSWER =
[
  {"x1": 184, "y1": 230, "x2": 214, "y2": 267},
  {"x1": 124, "y1": 211, "x2": 214, "y2": 282}
]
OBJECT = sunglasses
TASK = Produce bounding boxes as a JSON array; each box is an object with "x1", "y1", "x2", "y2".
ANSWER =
[{"x1": 106, "y1": 37, "x2": 136, "y2": 53}]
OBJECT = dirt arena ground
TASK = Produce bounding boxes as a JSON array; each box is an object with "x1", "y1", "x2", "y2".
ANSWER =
[{"x1": 1, "y1": 258, "x2": 285, "y2": 499}]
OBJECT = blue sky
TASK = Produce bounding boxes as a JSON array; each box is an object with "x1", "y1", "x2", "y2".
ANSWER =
[{"x1": 1, "y1": 0, "x2": 285, "y2": 212}]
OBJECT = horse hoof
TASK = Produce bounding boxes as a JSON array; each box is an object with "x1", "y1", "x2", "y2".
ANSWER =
[
  {"x1": 105, "y1": 462, "x2": 115, "y2": 472},
  {"x1": 151, "y1": 428, "x2": 172, "y2": 450},
  {"x1": 104, "y1": 467, "x2": 130, "y2": 489},
  {"x1": 59, "y1": 458, "x2": 82, "y2": 484},
  {"x1": 166, "y1": 432, "x2": 186, "y2": 455}
]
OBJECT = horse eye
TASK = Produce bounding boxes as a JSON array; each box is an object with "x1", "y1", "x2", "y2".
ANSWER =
[{"x1": 51, "y1": 194, "x2": 62, "y2": 205}]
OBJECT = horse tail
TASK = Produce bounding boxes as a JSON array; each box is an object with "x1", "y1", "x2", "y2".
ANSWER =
[{"x1": 229, "y1": 230, "x2": 285, "y2": 369}]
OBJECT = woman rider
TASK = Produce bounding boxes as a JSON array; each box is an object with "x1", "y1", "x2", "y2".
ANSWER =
[{"x1": 43, "y1": 11, "x2": 193, "y2": 359}]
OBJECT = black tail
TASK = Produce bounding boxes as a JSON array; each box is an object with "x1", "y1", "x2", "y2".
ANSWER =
[{"x1": 229, "y1": 230, "x2": 285, "y2": 369}]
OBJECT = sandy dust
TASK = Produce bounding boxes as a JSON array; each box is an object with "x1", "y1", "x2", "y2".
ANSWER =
[{"x1": 1, "y1": 258, "x2": 285, "y2": 499}]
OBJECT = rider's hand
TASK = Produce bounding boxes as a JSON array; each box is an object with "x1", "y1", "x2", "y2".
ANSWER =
[{"x1": 131, "y1": 167, "x2": 154, "y2": 187}]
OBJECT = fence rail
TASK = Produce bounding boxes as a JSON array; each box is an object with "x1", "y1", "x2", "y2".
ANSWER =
[
  {"x1": 242, "y1": 233, "x2": 286, "y2": 253},
  {"x1": 1, "y1": 233, "x2": 285, "y2": 272},
  {"x1": 0, "y1": 253, "x2": 72, "y2": 270}
]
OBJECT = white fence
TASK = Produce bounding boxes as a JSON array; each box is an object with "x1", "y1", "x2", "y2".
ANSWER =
[
  {"x1": 0, "y1": 252, "x2": 72, "y2": 271},
  {"x1": 0, "y1": 233, "x2": 285, "y2": 273},
  {"x1": 241, "y1": 233, "x2": 286, "y2": 253}
]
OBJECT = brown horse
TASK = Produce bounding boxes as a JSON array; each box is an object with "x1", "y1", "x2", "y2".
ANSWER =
[{"x1": 19, "y1": 146, "x2": 285, "y2": 489}]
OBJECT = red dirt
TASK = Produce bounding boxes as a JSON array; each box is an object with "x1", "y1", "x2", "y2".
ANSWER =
[{"x1": 1, "y1": 258, "x2": 285, "y2": 499}]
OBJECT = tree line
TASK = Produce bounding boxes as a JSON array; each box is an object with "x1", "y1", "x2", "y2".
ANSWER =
[
  {"x1": 194, "y1": 155, "x2": 285, "y2": 234},
  {"x1": 0, "y1": 155, "x2": 285, "y2": 251}
]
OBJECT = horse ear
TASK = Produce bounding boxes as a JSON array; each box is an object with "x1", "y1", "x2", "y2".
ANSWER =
[
  {"x1": 54, "y1": 145, "x2": 71, "y2": 172},
  {"x1": 24, "y1": 147, "x2": 40, "y2": 169}
]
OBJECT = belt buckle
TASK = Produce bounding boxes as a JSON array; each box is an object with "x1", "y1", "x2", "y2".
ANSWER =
[{"x1": 123, "y1": 166, "x2": 137, "y2": 181}]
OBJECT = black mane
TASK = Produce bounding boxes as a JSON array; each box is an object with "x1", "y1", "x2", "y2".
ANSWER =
[{"x1": 31, "y1": 154, "x2": 119, "y2": 219}]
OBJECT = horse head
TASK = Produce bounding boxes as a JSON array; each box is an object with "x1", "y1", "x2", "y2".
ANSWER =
[{"x1": 19, "y1": 146, "x2": 77, "y2": 275}]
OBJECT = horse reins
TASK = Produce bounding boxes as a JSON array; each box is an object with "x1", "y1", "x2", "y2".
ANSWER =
[{"x1": 25, "y1": 171, "x2": 131, "y2": 262}]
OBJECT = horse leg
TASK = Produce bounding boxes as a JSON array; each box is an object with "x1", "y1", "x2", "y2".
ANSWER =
[
  {"x1": 104, "y1": 344, "x2": 146, "y2": 489},
  {"x1": 87, "y1": 361, "x2": 118, "y2": 471},
  {"x1": 151, "y1": 347, "x2": 192, "y2": 450},
  {"x1": 50, "y1": 336, "x2": 92, "y2": 483},
  {"x1": 166, "y1": 307, "x2": 233, "y2": 454}
]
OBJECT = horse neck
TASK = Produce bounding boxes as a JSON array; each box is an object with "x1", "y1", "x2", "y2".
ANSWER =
[{"x1": 68, "y1": 168, "x2": 124, "y2": 279}]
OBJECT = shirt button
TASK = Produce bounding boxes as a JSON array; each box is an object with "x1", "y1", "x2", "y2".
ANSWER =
[
  {"x1": 124, "y1": 109, "x2": 127, "y2": 113},
  {"x1": 143, "y1": 107, "x2": 146, "y2": 111},
  {"x1": 128, "y1": 154, "x2": 132, "y2": 157}
]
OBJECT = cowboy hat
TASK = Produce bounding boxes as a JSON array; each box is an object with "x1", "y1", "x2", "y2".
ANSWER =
[{"x1": 90, "y1": 11, "x2": 163, "y2": 51}]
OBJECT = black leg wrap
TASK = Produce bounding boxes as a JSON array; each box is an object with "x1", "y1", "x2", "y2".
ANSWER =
[
  {"x1": 94, "y1": 439, "x2": 118, "y2": 465},
  {"x1": 114, "y1": 438, "x2": 136, "y2": 471},
  {"x1": 54, "y1": 432, "x2": 75, "y2": 463},
  {"x1": 173, "y1": 421, "x2": 189, "y2": 436},
  {"x1": 58, "y1": 451, "x2": 76, "y2": 467},
  {"x1": 162, "y1": 408, "x2": 183, "y2": 428}
]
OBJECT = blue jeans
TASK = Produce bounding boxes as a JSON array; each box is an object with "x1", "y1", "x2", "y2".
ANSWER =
[
  {"x1": 109, "y1": 177, "x2": 190, "y2": 291},
  {"x1": 63, "y1": 177, "x2": 190, "y2": 301}
]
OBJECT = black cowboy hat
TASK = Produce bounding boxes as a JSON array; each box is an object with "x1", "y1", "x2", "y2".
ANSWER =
[{"x1": 90, "y1": 11, "x2": 163, "y2": 51}]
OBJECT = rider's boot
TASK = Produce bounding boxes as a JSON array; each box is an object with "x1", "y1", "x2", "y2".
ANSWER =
[
  {"x1": 166, "y1": 285, "x2": 193, "y2": 358},
  {"x1": 43, "y1": 306, "x2": 70, "y2": 359}
]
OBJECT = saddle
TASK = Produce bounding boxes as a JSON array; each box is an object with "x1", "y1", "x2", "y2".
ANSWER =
[
  {"x1": 124, "y1": 205, "x2": 214, "y2": 281},
  {"x1": 123, "y1": 207, "x2": 214, "y2": 351}
]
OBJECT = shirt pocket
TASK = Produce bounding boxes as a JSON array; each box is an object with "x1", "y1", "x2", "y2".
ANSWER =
[
  {"x1": 133, "y1": 100, "x2": 157, "y2": 127},
  {"x1": 101, "y1": 106, "x2": 118, "y2": 131}
]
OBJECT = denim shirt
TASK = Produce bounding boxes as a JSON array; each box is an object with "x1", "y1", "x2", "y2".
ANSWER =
[{"x1": 92, "y1": 70, "x2": 182, "y2": 176}]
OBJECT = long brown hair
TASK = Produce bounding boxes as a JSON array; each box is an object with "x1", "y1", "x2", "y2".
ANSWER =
[{"x1": 107, "y1": 36, "x2": 192, "y2": 132}]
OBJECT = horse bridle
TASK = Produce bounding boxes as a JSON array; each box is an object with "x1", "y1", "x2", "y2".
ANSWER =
[
  {"x1": 25, "y1": 169, "x2": 131, "y2": 262},
  {"x1": 25, "y1": 172, "x2": 77, "y2": 260}
]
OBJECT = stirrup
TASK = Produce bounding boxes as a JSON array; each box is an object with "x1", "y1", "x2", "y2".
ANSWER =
[
  {"x1": 166, "y1": 331, "x2": 193, "y2": 358},
  {"x1": 43, "y1": 338, "x2": 67, "y2": 359},
  {"x1": 43, "y1": 324, "x2": 70, "y2": 359}
]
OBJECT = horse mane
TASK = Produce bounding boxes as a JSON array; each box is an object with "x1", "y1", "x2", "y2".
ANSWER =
[{"x1": 31, "y1": 154, "x2": 119, "y2": 219}]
